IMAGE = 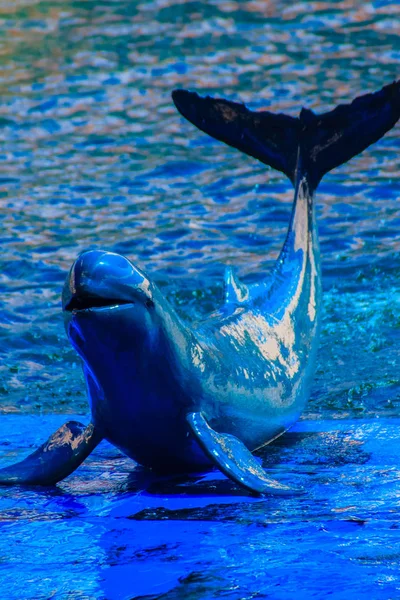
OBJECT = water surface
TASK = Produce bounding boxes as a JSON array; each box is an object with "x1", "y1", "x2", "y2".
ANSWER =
[{"x1": 0, "y1": 0, "x2": 400, "y2": 418}]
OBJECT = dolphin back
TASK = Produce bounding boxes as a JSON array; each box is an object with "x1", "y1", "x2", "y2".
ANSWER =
[{"x1": 172, "y1": 81, "x2": 400, "y2": 190}]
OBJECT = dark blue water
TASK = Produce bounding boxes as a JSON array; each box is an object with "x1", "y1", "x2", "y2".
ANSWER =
[{"x1": 1, "y1": 1, "x2": 400, "y2": 598}]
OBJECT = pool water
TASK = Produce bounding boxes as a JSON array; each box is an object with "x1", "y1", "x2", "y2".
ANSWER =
[{"x1": 0, "y1": 1, "x2": 400, "y2": 598}]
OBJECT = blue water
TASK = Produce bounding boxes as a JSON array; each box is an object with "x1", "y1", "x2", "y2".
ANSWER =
[
  {"x1": 2, "y1": 415, "x2": 400, "y2": 599},
  {"x1": 1, "y1": 0, "x2": 400, "y2": 598}
]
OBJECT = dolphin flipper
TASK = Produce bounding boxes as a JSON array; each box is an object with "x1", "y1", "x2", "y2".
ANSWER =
[
  {"x1": 0, "y1": 421, "x2": 102, "y2": 486},
  {"x1": 186, "y1": 412, "x2": 300, "y2": 495}
]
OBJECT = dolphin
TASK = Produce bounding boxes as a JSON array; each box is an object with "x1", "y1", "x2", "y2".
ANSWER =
[{"x1": 0, "y1": 82, "x2": 399, "y2": 494}]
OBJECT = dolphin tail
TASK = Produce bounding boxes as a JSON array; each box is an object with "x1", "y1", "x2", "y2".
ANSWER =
[
  {"x1": 172, "y1": 81, "x2": 400, "y2": 190},
  {"x1": 0, "y1": 421, "x2": 102, "y2": 486}
]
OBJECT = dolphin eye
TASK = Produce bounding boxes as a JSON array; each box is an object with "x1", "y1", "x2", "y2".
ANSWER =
[{"x1": 145, "y1": 299, "x2": 155, "y2": 309}]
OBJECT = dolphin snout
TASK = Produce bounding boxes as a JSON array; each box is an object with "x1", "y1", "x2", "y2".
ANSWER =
[{"x1": 62, "y1": 250, "x2": 153, "y2": 312}]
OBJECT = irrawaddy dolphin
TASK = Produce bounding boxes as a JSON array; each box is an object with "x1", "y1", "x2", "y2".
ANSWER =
[{"x1": 0, "y1": 82, "x2": 399, "y2": 494}]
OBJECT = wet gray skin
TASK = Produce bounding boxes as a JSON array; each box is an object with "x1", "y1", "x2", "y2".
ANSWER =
[{"x1": 0, "y1": 82, "x2": 399, "y2": 494}]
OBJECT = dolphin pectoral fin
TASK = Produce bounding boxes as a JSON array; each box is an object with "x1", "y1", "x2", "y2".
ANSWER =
[
  {"x1": 0, "y1": 421, "x2": 103, "y2": 486},
  {"x1": 186, "y1": 412, "x2": 300, "y2": 496}
]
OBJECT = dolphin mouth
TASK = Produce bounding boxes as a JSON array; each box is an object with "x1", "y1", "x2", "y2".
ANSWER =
[{"x1": 64, "y1": 295, "x2": 134, "y2": 313}]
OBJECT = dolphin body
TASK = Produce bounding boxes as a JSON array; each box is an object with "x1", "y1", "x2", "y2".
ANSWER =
[{"x1": 1, "y1": 82, "x2": 399, "y2": 494}]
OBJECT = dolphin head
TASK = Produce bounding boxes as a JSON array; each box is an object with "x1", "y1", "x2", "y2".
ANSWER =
[
  {"x1": 62, "y1": 250, "x2": 165, "y2": 391},
  {"x1": 63, "y1": 249, "x2": 155, "y2": 314}
]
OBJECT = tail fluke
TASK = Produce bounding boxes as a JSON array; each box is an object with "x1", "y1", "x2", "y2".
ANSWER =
[
  {"x1": 172, "y1": 81, "x2": 400, "y2": 190},
  {"x1": 172, "y1": 89, "x2": 300, "y2": 184}
]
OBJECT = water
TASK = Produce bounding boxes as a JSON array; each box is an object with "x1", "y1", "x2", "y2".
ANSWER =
[
  {"x1": 1, "y1": 415, "x2": 400, "y2": 599},
  {"x1": 0, "y1": 0, "x2": 400, "y2": 417},
  {"x1": 0, "y1": 0, "x2": 400, "y2": 598}
]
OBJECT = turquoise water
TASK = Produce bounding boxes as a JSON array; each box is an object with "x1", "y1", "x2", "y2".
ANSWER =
[{"x1": 1, "y1": 0, "x2": 400, "y2": 598}]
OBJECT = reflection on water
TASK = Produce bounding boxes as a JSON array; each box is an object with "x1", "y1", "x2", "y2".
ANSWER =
[{"x1": 0, "y1": 2, "x2": 400, "y2": 420}]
